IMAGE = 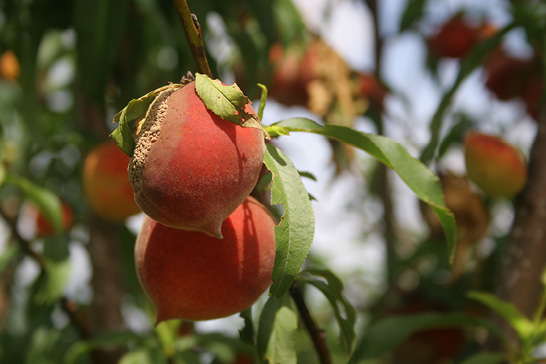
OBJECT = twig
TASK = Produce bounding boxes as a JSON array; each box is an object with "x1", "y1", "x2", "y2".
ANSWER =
[
  {"x1": 0, "y1": 205, "x2": 92, "y2": 339},
  {"x1": 365, "y1": 0, "x2": 398, "y2": 284},
  {"x1": 289, "y1": 281, "x2": 332, "y2": 364},
  {"x1": 494, "y1": 103, "x2": 546, "y2": 339},
  {"x1": 0, "y1": 206, "x2": 47, "y2": 269},
  {"x1": 172, "y1": 0, "x2": 213, "y2": 78}
]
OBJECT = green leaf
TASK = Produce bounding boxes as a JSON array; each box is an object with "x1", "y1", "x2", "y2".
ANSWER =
[
  {"x1": 468, "y1": 291, "x2": 533, "y2": 340},
  {"x1": 274, "y1": 118, "x2": 457, "y2": 261},
  {"x1": 399, "y1": 0, "x2": 427, "y2": 32},
  {"x1": 0, "y1": 244, "x2": 20, "y2": 273},
  {"x1": 349, "y1": 312, "x2": 504, "y2": 362},
  {"x1": 419, "y1": 22, "x2": 517, "y2": 165},
  {"x1": 459, "y1": 352, "x2": 505, "y2": 364},
  {"x1": 263, "y1": 143, "x2": 315, "y2": 297},
  {"x1": 257, "y1": 83, "x2": 268, "y2": 121},
  {"x1": 0, "y1": 163, "x2": 5, "y2": 187},
  {"x1": 257, "y1": 295, "x2": 298, "y2": 364},
  {"x1": 239, "y1": 309, "x2": 255, "y2": 346},
  {"x1": 297, "y1": 269, "x2": 357, "y2": 355},
  {"x1": 64, "y1": 331, "x2": 144, "y2": 364},
  {"x1": 73, "y1": 0, "x2": 130, "y2": 104},
  {"x1": 111, "y1": 84, "x2": 183, "y2": 156},
  {"x1": 265, "y1": 125, "x2": 290, "y2": 138},
  {"x1": 35, "y1": 257, "x2": 71, "y2": 305},
  {"x1": 119, "y1": 349, "x2": 161, "y2": 364},
  {"x1": 25, "y1": 326, "x2": 62, "y2": 364},
  {"x1": 5, "y1": 174, "x2": 62, "y2": 234},
  {"x1": 195, "y1": 73, "x2": 263, "y2": 131}
]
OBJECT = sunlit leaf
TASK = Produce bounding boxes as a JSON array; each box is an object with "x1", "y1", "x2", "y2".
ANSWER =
[
  {"x1": 273, "y1": 118, "x2": 457, "y2": 261},
  {"x1": 195, "y1": 73, "x2": 263, "y2": 131},
  {"x1": 263, "y1": 144, "x2": 315, "y2": 297},
  {"x1": 64, "y1": 331, "x2": 144, "y2": 364},
  {"x1": 257, "y1": 295, "x2": 298, "y2": 364},
  {"x1": 468, "y1": 291, "x2": 533, "y2": 340}
]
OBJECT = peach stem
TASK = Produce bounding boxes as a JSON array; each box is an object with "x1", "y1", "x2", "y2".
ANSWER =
[{"x1": 172, "y1": 0, "x2": 213, "y2": 78}]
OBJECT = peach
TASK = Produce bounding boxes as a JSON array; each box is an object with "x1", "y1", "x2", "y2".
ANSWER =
[
  {"x1": 464, "y1": 132, "x2": 527, "y2": 197},
  {"x1": 356, "y1": 73, "x2": 388, "y2": 112},
  {"x1": 0, "y1": 50, "x2": 20, "y2": 81},
  {"x1": 35, "y1": 202, "x2": 73, "y2": 237},
  {"x1": 82, "y1": 141, "x2": 141, "y2": 221},
  {"x1": 429, "y1": 15, "x2": 479, "y2": 59},
  {"x1": 267, "y1": 42, "x2": 314, "y2": 107},
  {"x1": 134, "y1": 196, "x2": 276, "y2": 322},
  {"x1": 129, "y1": 81, "x2": 264, "y2": 238},
  {"x1": 484, "y1": 50, "x2": 540, "y2": 101}
]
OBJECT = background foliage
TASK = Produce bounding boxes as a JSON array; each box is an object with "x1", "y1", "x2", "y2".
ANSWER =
[{"x1": 0, "y1": 0, "x2": 545, "y2": 363}]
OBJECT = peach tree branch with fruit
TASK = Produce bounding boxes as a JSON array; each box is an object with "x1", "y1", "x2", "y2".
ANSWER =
[{"x1": 106, "y1": 2, "x2": 458, "y2": 363}]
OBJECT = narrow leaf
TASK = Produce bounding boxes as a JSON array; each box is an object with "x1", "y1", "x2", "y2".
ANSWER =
[
  {"x1": 35, "y1": 258, "x2": 71, "y2": 304},
  {"x1": 257, "y1": 83, "x2": 268, "y2": 121},
  {"x1": 64, "y1": 331, "x2": 144, "y2": 364},
  {"x1": 195, "y1": 73, "x2": 263, "y2": 131},
  {"x1": 263, "y1": 144, "x2": 315, "y2": 297},
  {"x1": 468, "y1": 291, "x2": 533, "y2": 340},
  {"x1": 399, "y1": 0, "x2": 427, "y2": 32},
  {"x1": 111, "y1": 84, "x2": 182, "y2": 156},
  {"x1": 349, "y1": 312, "x2": 505, "y2": 362},
  {"x1": 5, "y1": 174, "x2": 62, "y2": 234},
  {"x1": 274, "y1": 118, "x2": 457, "y2": 261},
  {"x1": 459, "y1": 352, "x2": 505, "y2": 364},
  {"x1": 297, "y1": 269, "x2": 357, "y2": 355},
  {"x1": 265, "y1": 125, "x2": 290, "y2": 138},
  {"x1": 257, "y1": 295, "x2": 298, "y2": 364},
  {"x1": 419, "y1": 22, "x2": 517, "y2": 165}
]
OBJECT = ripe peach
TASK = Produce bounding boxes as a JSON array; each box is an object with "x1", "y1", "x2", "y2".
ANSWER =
[
  {"x1": 464, "y1": 132, "x2": 527, "y2": 197},
  {"x1": 356, "y1": 73, "x2": 388, "y2": 112},
  {"x1": 429, "y1": 15, "x2": 479, "y2": 59},
  {"x1": 134, "y1": 196, "x2": 276, "y2": 322},
  {"x1": 267, "y1": 42, "x2": 314, "y2": 107},
  {"x1": 82, "y1": 141, "x2": 141, "y2": 221},
  {"x1": 35, "y1": 202, "x2": 73, "y2": 237},
  {"x1": 0, "y1": 50, "x2": 20, "y2": 81},
  {"x1": 484, "y1": 50, "x2": 539, "y2": 101},
  {"x1": 129, "y1": 81, "x2": 264, "y2": 238}
]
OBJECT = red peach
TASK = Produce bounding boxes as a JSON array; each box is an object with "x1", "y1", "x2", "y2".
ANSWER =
[
  {"x1": 35, "y1": 202, "x2": 73, "y2": 237},
  {"x1": 429, "y1": 15, "x2": 480, "y2": 59},
  {"x1": 484, "y1": 50, "x2": 539, "y2": 101},
  {"x1": 82, "y1": 141, "x2": 141, "y2": 221},
  {"x1": 0, "y1": 50, "x2": 20, "y2": 81},
  {"x1": 129, "y1": 81, "x2": 264, "y2": 238},
  {"x1": 356, "y1": 73, "x2": 388, "y2": 112},
  {"x1": 464, "y1": 132, "x2": 527, "y2": 197},
  {"x1": 134, "y1": 196, "x2": 276, "y2": 322}
]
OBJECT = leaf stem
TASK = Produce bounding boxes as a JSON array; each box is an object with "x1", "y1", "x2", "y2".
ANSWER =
[
  {"x1": 172, "y1": 0, "x2": 213, "y2": 78},
  {"x1": 289, "y1": 281, "x2": 333, "y2": 364}
]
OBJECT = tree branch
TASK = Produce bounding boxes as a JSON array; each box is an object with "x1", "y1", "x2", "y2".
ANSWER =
[
  {"x1": 494, "y1": 104, "x2": 546, "y2": 345},
  {"x1": 365, "y1": 0, "x2": 398, "y2": 284},
  {"x1": 289, "y1": 281, "x2": 332, "y2": 364},
  {"x1": 0, "y1": 205, "x2": 91, "y2": 339},
  {"x1": 172, "y1": 0, "x2": 213, "y2": 78}
]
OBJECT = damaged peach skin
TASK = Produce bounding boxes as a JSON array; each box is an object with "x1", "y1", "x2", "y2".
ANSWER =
[
  {"x1": 129, "y1": 81, "x2": 265, "y2": 237},
  {"x1": 135, "y1": 196, "x2": 276, "y2": 322}
]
